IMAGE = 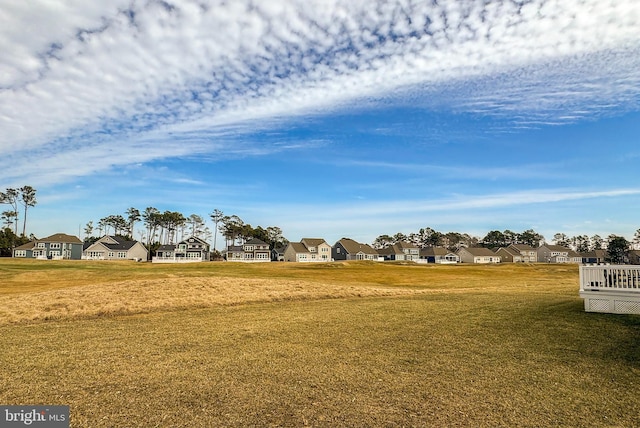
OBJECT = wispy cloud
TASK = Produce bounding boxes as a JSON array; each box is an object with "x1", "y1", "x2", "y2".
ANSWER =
[{"x1": 1, "y1": 0, "x2": 639, "y2": 185}]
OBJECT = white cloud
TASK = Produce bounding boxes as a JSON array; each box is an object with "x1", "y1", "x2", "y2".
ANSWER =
[{"x1": 0, "y1": 0, "x2": 639, "y2": 185}]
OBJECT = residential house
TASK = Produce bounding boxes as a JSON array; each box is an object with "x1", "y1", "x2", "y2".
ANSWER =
[
  {"x1": 494, "y1": 244, "x2": 537, "y2": 263},
  {"x1": 13, "y1": 233, "x2": 83, "y2": 260},
  {"x1": 226, "y1": 238, "x2": 271, "y2": 262},
  {"x1": 154, "y1": 236, "x2": 210, "y2": 262},
  {"x1": 419, "y1": 247, "x2": 460, "y2": 264},
  {"x1": 378, "y1": 241, "x2": 420, "y2": 261},
  {"x1": 271, "y1": 244, "x2": 286, "y2": 262},
  {"x1": 581, "y1": 249, "x2": 607, "y2": 264},
  {"x1": 457, "y1": 247, "x2": 501, "y2": 264},
  {"x1": 627, "y1": 250, "x2": 640, "y2": 265},
  {"x1": 332, "y1": 238, "x2": 380, "y2": 261},
  {"x1": 83, "y1": 235, "x2": 148, "y2": 261},
  {"x1": 284, "y1": 238, "x2": 332, "y2": 262},
  {"x1": 537, "y1": 244, "x2": 582, "y2": 263},
  {"x1": 495, "y1": 247, "x2": 522, "y2": 263}
]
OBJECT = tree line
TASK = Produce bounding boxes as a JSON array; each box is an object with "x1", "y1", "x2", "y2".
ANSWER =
[
  {"x1": 82, "y1": 207, "x2": 288, "y2": 257},
  {"x1": 0, "y1": 186, "x2": 37, "y2": 256},
  {"x1": 373, "y1": 227, "x2": 640, "y2": 255}
]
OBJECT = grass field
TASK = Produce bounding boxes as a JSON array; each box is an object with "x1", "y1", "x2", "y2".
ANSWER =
[{"x1": 0, "y1": 259, "x2": 638, "y2": 427}]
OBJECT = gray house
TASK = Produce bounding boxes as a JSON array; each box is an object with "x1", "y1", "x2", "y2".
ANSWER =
[
  {"x1": 419, "y1": 247, "x2": 460, "y2": 264},
  {"x1": 13, "y1": 233, "x2": 83, "y2": 260},
  {"x1": 226, "y1": 238, "x2": 271, "y2": 262},
  {"x1": 154, "y1": 236, "x2": 210, "y2": 262},
  {"x1": 332, "y1": 238, "x2": 379, "y2": 261},
  {"x1": 378, "y1": 241, "x2": 420, "y2": 261}
]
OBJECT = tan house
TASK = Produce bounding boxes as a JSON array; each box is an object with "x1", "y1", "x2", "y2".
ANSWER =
[
  {"x1": 83, "y1": 235, "x2": 148, "y2": 261},
  {"x1": 457, "y1": 247, "x2": 501, "y2": 264},
  {"x1": 284, "y1": 238, "x2": 332, "y2": 262},
  {"x1": 537, "y1": 244, "x2": 582, "y2": 263},
  {"x1": 495, "y1": 244, "x2": 538, "y2": 263}
]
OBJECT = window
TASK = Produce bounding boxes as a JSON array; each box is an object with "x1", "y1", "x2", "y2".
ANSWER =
[
  {"x1": 245, "y1": 246, "x2": 254, "y2": 251},
  {"x1": 108, "y1": 252, "x2": 115, "y2": 258},
  {"x1": 14, "y1": 250, "x2": 26, "y2": 257},
  {"x1": 256, "y1": 253, "x2": 269, "y2": 259},
  {"x1": 37, "y1": 243, "x2": 45, "y2": 248},
  {"x1": 50, "y1": 243, "x2": 61, "y2": 249},
  {"x1": 309, "y1": 247, "x2": 316, "y2": 252},
  {"x1": 321, "y1": 247, "x2": 329, "y2": 252},
  {"x1": 118, "y1": 252, "x2": 127, "y2": 258}
]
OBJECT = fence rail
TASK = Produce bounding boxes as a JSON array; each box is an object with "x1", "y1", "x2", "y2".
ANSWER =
[
  {"x1": 579, "y1": 265, "x2": 640, "y2": 292},
  {"x1": 579, "y1": 265, "x2": 640, "y2": 314}
]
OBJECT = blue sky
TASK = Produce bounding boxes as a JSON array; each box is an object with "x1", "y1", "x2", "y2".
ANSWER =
[{"x1": 1, "y1": 0, "x2": 639, "y2": 249}]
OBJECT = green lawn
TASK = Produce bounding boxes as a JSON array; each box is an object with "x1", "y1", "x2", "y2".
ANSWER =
[{"x1": 0, "y1": 260, "x2": 638, "y2": 426}]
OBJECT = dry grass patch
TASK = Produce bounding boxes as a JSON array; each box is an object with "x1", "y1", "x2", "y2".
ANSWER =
[
  {"x1": 0, "y1": 276, "x2": 430, "y2": 324},
  {"x1": 1, "y1": 259, "x2": 638, "y2": 426},
  {"x1": 1, "y1": 295, "x2": 638, "y2": 427}
]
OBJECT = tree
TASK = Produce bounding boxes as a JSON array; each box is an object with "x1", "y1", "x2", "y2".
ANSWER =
[
  {"x1": 574, "y1": 235, "x2": 591, "y2": 253},
  {"x1": 518, "y1": 229, "x2": 543, "y2": 248},
  {"x1": 0, "y1": 227, "x2": 29, "y2": 257},
  {"x1": 84, "y1": 221, "x2": 94, "y2": 241},
  {"x1": 591, "y1": 234, "x2": 604, "y2": 250},
  {"x1": 0, "y1": 188, "x2": 19, "y2": 235},
  {"x1": 633, "y1": 229, "x2": 640, "y2": 250},
  {"x1": 1, "y1": 211, "x2": 17, "y2": 230},
  {"x1": 482, "y1": 230, "x2": 506, "y2": 249},
  {"x1": 553, "y1": 233, "x2": 569, "y2": 247},
  {"x1": 126, "y1": 207, "x2": 141, "y2": 239},
  {"x1": 187, "y1": 214, "x2": 206, "y2": 238},
  {"x1": 19, "y1": 186, "x2": 36, "y2": 237},
  {"x1": 266, "y1": 226, "x2": 287, "y2": 249},
  {"x1": 219, "y1": 215, "x2": 244, "y2": 247},
  {"x1": 209, "y1": 209, "x2": 224, "y2": 251},
  {"x1": 142, "y1": 207, "x2": 161, "y2": 246},
  {"x1": 372, "y1": 234, "x2": 393, "y2": 249},
  {"x1": 606, "y1": 235, "x2": 629, "y2": 264}
]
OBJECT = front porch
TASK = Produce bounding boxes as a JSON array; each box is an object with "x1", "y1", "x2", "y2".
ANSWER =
[{"x1": 579, "y1": 265, "x2": 640, "y2": 314}]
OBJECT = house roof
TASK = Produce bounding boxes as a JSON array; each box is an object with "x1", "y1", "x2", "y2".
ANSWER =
[
  {"x1": 581, "y1": 250, "x2": 607, "y2": 258},
  {"x1": 287, "y1": 242, "x2": 310, "y2": 254},
  {"x1": 509, "y1": 244, "x2": 537, "y2": 251},
  {"x1": 157, "y1": 244, "x2": 176, "y2": 251},
  {"x1": 301, "y1": 238, "x2": 328, "y2": 247},
  {"x1": 496, "y1": 247, "x2": 519, "y2": 256},
  {"x1": 39, "y1": 233, "x2": 82, "y2": 244},
  {"x1": 459, "y1": 247, "x2": 497, "y2": 256},
  {"x1": 179, "y1": 236, "x2": 209, "y2": 246},
  {"x1": 14, "y1": 241, "x2": 36, "y2": 250},
  {"x1": 336, "y1": 238, "x2": 378, "y2": 255},
  {"x1": 420, "y1": 247, "x2": 452, "y2": 257},
  {"x1": 245, "y1": 238, "x2": 269, "y2": 246},
  {"x1": 376, "y1": 246, "x2": 395, "y2": 256},
  {"x1": 395, "y1": 241, "x2": 418, "y2": 250},
  {"x1": 540, "y1": 244, "x2": 572, "y2": 252}
]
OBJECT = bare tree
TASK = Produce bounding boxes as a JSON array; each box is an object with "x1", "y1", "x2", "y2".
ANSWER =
[
  {"x1": 19, "y1": 186, "x2": 37, "y2": 237},
  {"x1": 210, "y1": 209, "x2": 224, "y2": 251},
  {"x1": 0, "y1": 188, "x2": 19, "y2": 235}
]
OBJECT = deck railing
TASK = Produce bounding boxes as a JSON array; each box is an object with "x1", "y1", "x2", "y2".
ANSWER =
[
  {"x1": 579, "y1": 265, "x2": 640, "y2": 314},
  {"x1": 579, "y1": 265, "x2": 640, "y2": 292}
]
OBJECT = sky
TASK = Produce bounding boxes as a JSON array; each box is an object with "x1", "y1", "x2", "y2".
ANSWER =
[{"x1": 1, "y1": 0, "x2": 639, "y2": 249}]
